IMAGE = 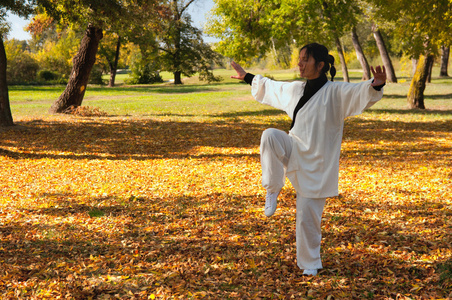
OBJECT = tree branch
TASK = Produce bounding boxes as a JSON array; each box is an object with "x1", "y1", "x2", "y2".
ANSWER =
[{"x1": 180, "y1": 0, "x2": 196, "y2": 15}]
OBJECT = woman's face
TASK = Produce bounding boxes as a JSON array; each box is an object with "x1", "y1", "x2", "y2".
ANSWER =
[{"x1": 298, "y1": 48, "x2": 324, "y2": 80}]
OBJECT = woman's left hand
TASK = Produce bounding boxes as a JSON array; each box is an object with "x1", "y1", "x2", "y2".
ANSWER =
[
  {"x1": 231, "y1": 61, "x2": 247, "y2": 81},
  {"x1": 371, "y1": 65, "x2": 387, "y2": 86}
]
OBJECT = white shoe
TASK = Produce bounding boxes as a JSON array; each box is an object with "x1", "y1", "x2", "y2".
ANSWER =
[
  {"x1": 303, "y1": 269, "x2": 318, "y2": 276},
  {"x1": 264, "y1": 191, "x2": 279, "y2": 217}
]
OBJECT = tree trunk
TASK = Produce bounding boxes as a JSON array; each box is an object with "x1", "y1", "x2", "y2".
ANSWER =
[
  {"x1": 49, "y1": 25, "x2": 103, "y2": 113},
  {"x1": 407, "y1": 54, "x2": 434, "y2": 109},
  {"x1": 335, "y1": 36, "x2": 349, "y2": 82},
  {"x1": 172, "y1": 0, "x2": 183, "y2": 85},
  {"x1": 351, "y1": 27, "x2": 371, "y2": 81},
  {"x1": 174, "y1": 71, "x2": 182, "y2": 84},
  {"x1": 412, "y1": 58, "x2": 418, "y2": 77},
  {"x1": 0, "y1": 37, "x2": 14, "y2": 126},
  {"x1": 108, "y1": 36, "x2": 121, "y2": 87},
  {"x1": 427, "y1": 56, "x2": 433, "y2": 83},
  {"x1": 439, "y1": 45, "x2": 450, "y2": 77},
  {"x1": 372, "y1": 24, "x2": 397, "y2": 83}
]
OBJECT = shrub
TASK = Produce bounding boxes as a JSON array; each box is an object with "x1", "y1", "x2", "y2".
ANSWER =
[
  {"x1": 37, "y1": 70, "x2": 59, "y2": 81},
  {"x1": 5, "y1": 40, "x2": 40, "y2": 84},
  {"x1": 89, "y1": 66, "x2": 106, "y2": 85},
  {"x1": 126, "y1": 63, "x2": 163, "y2": 84}
]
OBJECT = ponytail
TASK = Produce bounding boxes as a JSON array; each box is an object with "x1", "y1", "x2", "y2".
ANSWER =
[{"x1": 328, "y1": 55, "x2": 336, "y2": 81}]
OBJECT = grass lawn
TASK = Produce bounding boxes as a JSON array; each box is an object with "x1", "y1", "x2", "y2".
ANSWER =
[{"x1": 1, "y1": 69, "x2": 451, "y2": 298}]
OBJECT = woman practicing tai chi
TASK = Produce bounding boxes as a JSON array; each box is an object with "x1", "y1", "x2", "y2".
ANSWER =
[{"x1": 231, "y1": 43, "x2": 387, "y2": 276}]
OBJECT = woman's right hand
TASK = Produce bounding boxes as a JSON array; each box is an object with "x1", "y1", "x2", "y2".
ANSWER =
[{"x1": 230, "y1": 61, "x2": 247, "y2": 80}]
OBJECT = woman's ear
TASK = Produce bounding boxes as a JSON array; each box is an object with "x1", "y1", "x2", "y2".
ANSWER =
[{"x1": 317, "y1": 61, "x2": 325, "y2": 72}]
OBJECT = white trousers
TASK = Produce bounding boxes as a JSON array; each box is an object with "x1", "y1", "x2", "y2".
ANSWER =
[{"x1": 260, "y1": 128, "x2": 326, "y2": 270}]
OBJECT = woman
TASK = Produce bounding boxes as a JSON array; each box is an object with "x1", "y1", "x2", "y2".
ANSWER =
[{"x1": 231, "y1": 43, "x2": 387, "y2": 276}]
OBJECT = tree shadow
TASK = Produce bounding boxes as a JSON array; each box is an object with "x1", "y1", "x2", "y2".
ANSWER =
[
  {"x1": 0, "y1": 118, "x2": 268, "y2": 161},
  {"x1": 213, "y1": 108, "x2": 284, "y2": 118},
  {"x1": 10, "y1": 84, "x2": 226, "y2": 95},
  {"x1": 370, "y1": 108, "x2": 452, "y2": 115},
  {"x1": 1, "y1": 113, "x2": 451, "y2": 162}
]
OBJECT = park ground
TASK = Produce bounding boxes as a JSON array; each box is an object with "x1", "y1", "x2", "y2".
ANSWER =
[{"x1": 0, "y1": 68, "x2": 451, "y2": 299}]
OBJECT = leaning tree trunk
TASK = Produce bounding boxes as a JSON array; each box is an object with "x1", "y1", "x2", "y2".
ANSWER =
[
  {"x1": 0, "y1": 37, "x2": 14, "y2": 126},
  {"x1": 50, "y1": 25, "x2": 103, "y2": 113},
  {"x1": 372, "y1": 24, "x2": 397, "y2": 83},
  {"x1": 108, "y1": 36, "x2": 121, "y2": 87},
  {"x1": 351, "y1": 27, "x2": 371, "y2": 80},
  {"x1": 335, "y1": 36, "x2": 349, "y2": 82},
  {"x1": 407, "y1": 54, "x2": 434, "y2": 109},
  {"x1": 439, "y1": 45, "x2": 450, "y2": 77}
]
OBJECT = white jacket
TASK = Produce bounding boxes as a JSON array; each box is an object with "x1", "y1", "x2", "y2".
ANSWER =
[{"x1": 251, "y1": 75, "x2": 384, "y2": 198}]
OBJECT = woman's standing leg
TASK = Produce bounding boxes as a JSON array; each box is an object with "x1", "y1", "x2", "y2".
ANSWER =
[
  {"x1": 296, "y1": 195, "x2": 326, "y2": 275},
  {"x1": 260, "y1": 128, "x2": 292, "y2": 216}
]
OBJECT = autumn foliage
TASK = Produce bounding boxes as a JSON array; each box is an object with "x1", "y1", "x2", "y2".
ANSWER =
[{"x1": 0, "y1": 82, "x2": 451, "y2": 299}]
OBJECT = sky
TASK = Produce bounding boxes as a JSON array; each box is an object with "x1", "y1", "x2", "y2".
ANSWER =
[
  {"x1": 6, "y1": 0, "x2": 217, "y2": 42},
  {"x1": 5, "y1": 14, "x2": 32, "y2": 40}
]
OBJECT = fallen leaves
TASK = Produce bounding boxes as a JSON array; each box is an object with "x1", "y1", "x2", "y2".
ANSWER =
[{"x1": 0, "y1": 106, "x2": 451, "y2": 298}]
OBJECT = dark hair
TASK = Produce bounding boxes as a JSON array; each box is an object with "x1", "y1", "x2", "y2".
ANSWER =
[{"x1": 300, "y1": 43, "x2": 336, "y2": 81}]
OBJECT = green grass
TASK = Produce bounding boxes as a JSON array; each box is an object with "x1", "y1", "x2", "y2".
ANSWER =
[
  {"x1": 7, "y1": 68, "x2": 452, "y2": 120},
  {"x1": 88, "y1": 208, "x2": 106, "y2": 218}
]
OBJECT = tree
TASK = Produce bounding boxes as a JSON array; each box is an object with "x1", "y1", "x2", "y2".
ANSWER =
[
  {"x1": 107, "y1": 35, "x2": 121, "y2": 87},
  {"x1": 41, "y1": 0, "x2": 155, "y2": 113},
  {"x1": 207, "y1": 0, "x2": 365, "y2": 82},
  {"x1": 95, "y1": 31, "x2": 122, "y2": 87},
  {"x1": 157, "y1": 0, "x2": 223, "y2": 84},
  {"x1": 0, "y1": 1, "x2": 36, "y2": 126},
  {"x1": 49, "y1": 25, "x2": 103, "y2": 113},
  {"x1": 367, "y1": 0, "x2": 452, "y2": 108},
  {"x1": 26, "y1": 12, "x2": 80, "y2": 83},
  {"x1": 320, "y1": 0, "x2": 363, "y2": 83},
  {"x1": 205, "y1": 0, "x2": 277, "y2": 64},
  {"x1": 439, "y1": 45, "x2": 449, "y2": 77},
  {"x1": 0, "y1": 31, "x2": 13, "y2": 126},
  {"x1": 407, "y1": 53, "x2": 434, "y2": 109},
  {"x1": 4, "y1": 39, "x2": 40, "y2": 84},
  {"x1": 371, "y1": 24, "x2": 397, "y2": 83},
  {"x1": 351, "y1": 26, "x2": 371, "y2": 80}
]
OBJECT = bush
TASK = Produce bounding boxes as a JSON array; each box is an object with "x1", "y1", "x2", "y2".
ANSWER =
[
  {"x1": 125, "y1": 49, "x2": 163, "y2": 85},
  {"x1": 35, "y1": 70, "x2": 68, "y2": 85},
  {"x1": 6, "y1": 52, "x2": 39, "y2": 84},
  {"x1": 37, "y1": 70, "x2": 59, "y2": 81},
  {"x1": 89, "y1": 66, "x2": 106, "y2": 85},
  {"x1": 126, "y1": 63, "x2": 163, "y2": 84}
]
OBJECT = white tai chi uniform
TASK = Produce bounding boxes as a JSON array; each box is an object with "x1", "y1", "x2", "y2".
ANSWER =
[{"x1": 252, "y1": 75, "x2": 384, "y2": 270}]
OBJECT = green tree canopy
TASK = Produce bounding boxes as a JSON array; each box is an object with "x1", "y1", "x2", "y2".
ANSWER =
[
  {"x1": 205, "y1": 0, "x2": 362, "y2": 66},
  {"x1": 367, "y1": 0, "x2": 452, "y2": 56}
]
